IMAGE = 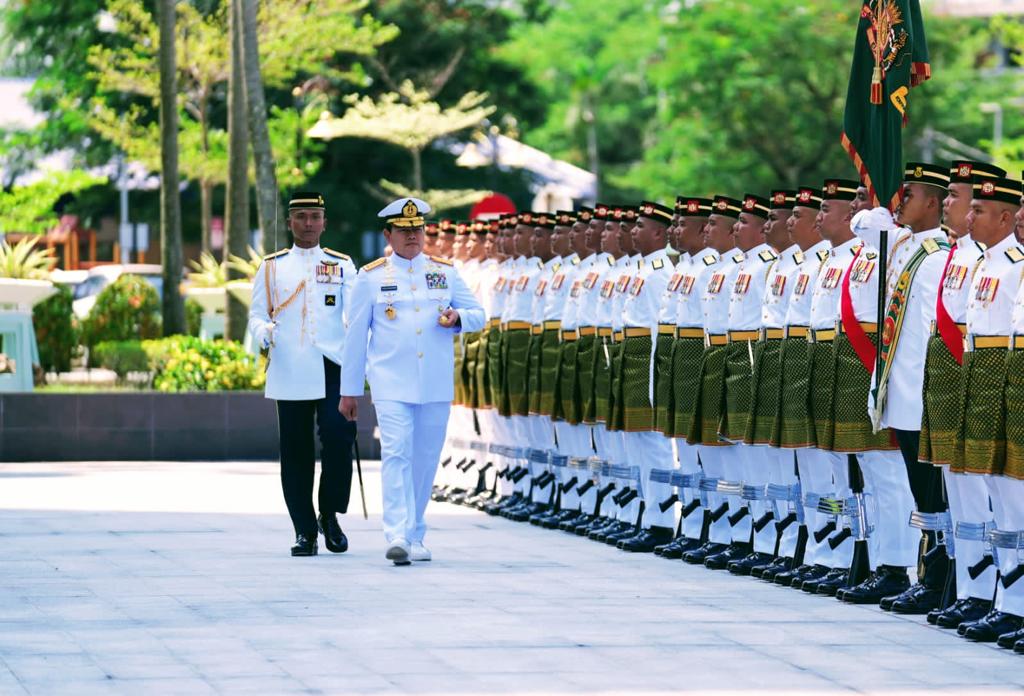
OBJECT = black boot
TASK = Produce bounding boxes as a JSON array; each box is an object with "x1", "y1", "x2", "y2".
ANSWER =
[
  {"x1": 935, "y1": 597, "x2": 992, "y2": 630},
  {"x1": 840, "y1": 566, "x2": 911, "y2": 605},
  {"x1": 290, "y1": 532, "x2": 318, "y2": 557},
  {"x1": 705, "y1": 543, "x2": 751, "y2": 570},
  {"x1": 961, "y1": 611, "x2": 1023, "y2": 642},
  {"x1": 619, "y1": 526, "x2": 674, "y2": 553},
  {"x1": 317, "y1": 513, "x2": 348, "y2": 554},
  {"x1": 683, "y1": 542, "x2": 727, "y2": 565}
]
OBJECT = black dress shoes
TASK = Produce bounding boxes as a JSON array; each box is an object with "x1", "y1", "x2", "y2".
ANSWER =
[
  {"x1": 996, "y1": 626, "x2": 1024, "y2": 649},
  {"x1": 839, "y1": 567, "x2": 910, "y2": 605},
  {"x1": 619, "y1": 527, "x2": 674, "y2": 553},
  {"x1": 657, "y1": 537, "x2": 702, "y2": 560},
  {"x1": 683, "y1": 542, "x2": 727, "y2": 565},
  {"x1": 752, "y1": 556, "x2": 790, "y2": 579},
  {"x1": 705, "y1": 543, "x2": 751, "y2": 570},
  {"x1": 291, "y1": 532, "x2": 318, "y2": 556},
  {"x1": 960, "y1": 611, "x2": 1023, "y2": 642},
  {"x1": 776, "y1": 564, "x2": 827, "y2": 588},
  {"x1": 936, "y1": 597, "x2": 992, "y2": 629},
  {"x1": 812, "y1": 568, "x2": 852, "y2": 596},
  {"x1": 727, "y1": 552, "x2": 774, "y2": 576},
  {"x1": 886, "y1": 584, "x2": 943, "y2": 615},
  {"x1": 317, "y1": 513, "x2": 348, "y2": 554}
]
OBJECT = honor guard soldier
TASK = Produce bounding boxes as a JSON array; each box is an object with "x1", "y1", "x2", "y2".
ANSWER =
[
  {"x1": 950, "y1": 176, "x2": 1024, "y2": 642},
  {"x1": 248, "y1": 191, "x2": 358, "y2": 557},
  {"x1": 340, "y1": 198, "x2": 485, "y2": 565},
  {"x1": 921, "y1": 161, "x2": 1006, "y2": 630}
]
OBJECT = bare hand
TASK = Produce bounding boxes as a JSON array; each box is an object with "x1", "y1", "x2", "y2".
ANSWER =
[
  {"x1": 339, "y1": 396, "x2": 358, "y2": 421},
  {"x1": 438, "y1": 308, "x2": 460, "y2": 328}
]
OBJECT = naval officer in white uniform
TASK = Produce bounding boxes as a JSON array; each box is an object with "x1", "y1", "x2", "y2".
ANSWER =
[
  {"x1": 248, "y1": 191, "x2": 359, "y2": 557},
  {"x1": 340, "y1": 198, "x2": 486, "y2": 565}
]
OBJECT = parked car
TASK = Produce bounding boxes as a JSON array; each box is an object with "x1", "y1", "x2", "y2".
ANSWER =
[{"x1": 72, "y1": 264, "x2": 164, "y2": 319}]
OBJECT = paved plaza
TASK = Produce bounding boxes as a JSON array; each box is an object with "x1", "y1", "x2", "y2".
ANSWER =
[{"x1": 0, "y1": 459, "x2": 1022, "y2": 695}]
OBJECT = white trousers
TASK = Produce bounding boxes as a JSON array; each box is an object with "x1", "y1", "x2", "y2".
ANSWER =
[
  {"x1": 796, "y1": 448, "x2": 850, "y2": 569},
  {"x1": 856, "y1": 450, "x2": 918, "y2": 570},
  {"x1": 699, "y1": 445, "x2": 732, "y2": 545},
  {"x1": 375, "y1": 400, "x2": 451, "y2": 544},
  {"x1": 719, "y1": 444, "x2": 750, "y2": 543},
  {"x1": 945, "y1": 469, "x2": 996, "y2": 601},
  {"x1": 676, "y1": 439, "x2": 704, "y2": 540},
  {"x1": 740, "y1": 445, "x2": 776, "y2": 554},
  {"x1": 624, "y1": 430, "x2": 674, "y2": 529},
  {"x1": 988, "y1": 476, "x2": 1024, "y2": 616},
  {"x1": 768, "y1": 448, "x2": 800, "y2": 558}
]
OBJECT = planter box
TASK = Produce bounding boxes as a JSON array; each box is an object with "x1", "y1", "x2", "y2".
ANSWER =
[
  {"x1": 0, "y1": 391, "x2": 379, "y2": 462},
  {"x1": 0, "y1": 278, "x2": 57, "y2": 311}
]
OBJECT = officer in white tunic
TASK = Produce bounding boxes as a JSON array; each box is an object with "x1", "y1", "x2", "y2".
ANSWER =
[
  {"x1": 340, "y1": 198, "x2": 486, "y2": 565},
  {"x1": 248, "y1": 191, "x2": 358, "y2": 557}
]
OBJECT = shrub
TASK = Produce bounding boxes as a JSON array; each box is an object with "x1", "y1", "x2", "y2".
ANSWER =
[
  {"x1": 144, "y1": 335, "x2": 265, "y2": 392},
  {"x1": 33, "y1": 284, "x2": 78, "y2": 373},
  {"x1": 92, "y1": 340, "x2": 150, "y2": 380},
  {"x1": 82, "y1": 274, "x2": 161, "y2": 359}
]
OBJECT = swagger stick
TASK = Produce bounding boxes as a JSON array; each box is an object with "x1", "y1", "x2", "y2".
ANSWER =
[{"x1": 354, "y1": 438, "x2": 369, "y2": 520}]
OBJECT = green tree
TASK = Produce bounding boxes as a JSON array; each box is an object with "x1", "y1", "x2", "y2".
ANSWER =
[{"x1": 0, "y1": 171, "x2": 107, "y2": 235}]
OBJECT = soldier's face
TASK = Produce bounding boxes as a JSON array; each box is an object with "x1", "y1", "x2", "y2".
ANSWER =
[
  {"x1": 619, "y1": 222, "x2": 636, "y2": 254},
  {"x1": 967, "y1": 199, "x2": 1017, "y2": 246},
  {"x1": 705, "y1": 215, "x2": 734, "y2": 253},
  {"x1": 587, "y1": 220, "x2": 603, "y2": 251},
  {"x1": 764, "y1": 209, "x2": 791, "y2": 251},
  {"x1": 551, "y1": 225, "x2": 570, "y2": 257},
  {"x1": 852, "y1": 186, "x2": 871, "y2": 214},
  {"x1": 288, "y1": 208, "x2": 326, "y2": 247},
  {"x1": 514, "y1": 224, "x2": 533, "y2": 256},
  {"x1": 531, "y1": 227, "x2": 552, "y2": 259},
  {"x1": 438, "y1": 232, "x2": 454, "y2": 255},
  {"x1": 942, "y1": 183, "x2": 971, "y2": 237},
  {"x1": 384, "y1": 225, "x2": 425, "y2": 259},
  {"x1": 633, "y1": 217, "x2": 665, "y2": 255},
  {"x1": 680, "y1": 217, "x2": 707, "y2": 254},
  {"x1": 895, "y1": 182, "x2": 936, "y2": 231},
  {"x1": 569, "y1": 222, "x2": 589, "y2": 254},
  {"x1": 816, "y1": 200, "x2": 853, "y2": 243},
  {"x1": 788, "y1": 206, "x2": 819, "y2": 250},
  {"x1": 732, "y1": 213, "x2": 764, "y2": 252},
  {"x1": 600, "y1": 220, "x2": 621, "y2": 255}
]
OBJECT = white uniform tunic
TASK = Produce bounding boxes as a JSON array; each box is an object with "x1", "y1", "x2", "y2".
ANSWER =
[
  {"x1": 677, "y1": 250, "x2": 721, "y2": 328},
  {"x1": 248, "y1": 245, "x2": 356, "y2": 401},
  {"x1": 784, "y1": 241, "x2": 831, "y2": 329}
]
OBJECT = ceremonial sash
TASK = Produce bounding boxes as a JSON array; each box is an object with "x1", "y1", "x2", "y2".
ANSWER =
[
  {"x1": 871, "y1": 239, "x2": 948, "y2": 431},
  {"x1": 839, "y1": 245, "x2": 875, "y2": 373},
  {"x1": 935, "y1": 246, "x2": 964, "y2": 365}
]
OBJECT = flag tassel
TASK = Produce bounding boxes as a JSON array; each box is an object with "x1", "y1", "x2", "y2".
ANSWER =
[{"x1": 870, "y1": 67, "x2": 883, "y2": 105}]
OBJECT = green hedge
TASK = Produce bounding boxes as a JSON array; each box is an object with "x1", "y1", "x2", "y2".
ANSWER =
[
  {"x1": 82, "y1": 275, "x2": 161, "y2": 360},
  {"x1": 93, "y1": 335, "x2": 265, "y2": 392},
  {"x1": 33, "y1": 284, "x2": 78, "y2": 373}
]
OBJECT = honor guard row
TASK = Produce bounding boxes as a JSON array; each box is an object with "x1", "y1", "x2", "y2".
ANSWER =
[{"x1": 433, "y1": 163, "x2": 1024, "y2": 654}]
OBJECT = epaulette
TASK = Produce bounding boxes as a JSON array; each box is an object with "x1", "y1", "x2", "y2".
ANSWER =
[
  {"x1": 606, "y1": 255, "x2": 614, "y2": 266},
  {"x1": 702, "y1": 254, "x2": 717, "y2": 266},
  {"x1": 263, "y1": 248, "x2": 289, "y2": 261},
  {"x1": 362, "y1": 257, "x2": 387, "y2": 272},
  {"x1": 637, "y1": 259, "x2": 645, "y2": 269},
  {"x1": 1006, "y1": 246, "x2": 1024, "y2": 264},
  {"x1": 758, "y1": 249, "x2": 778, "y2": 263},
  {"x1": 732, "y1": 253, "x2": 745, "y2": 264},
  {"x1": 794, "y1": 251, "x2": 805, "y2": 265},
  {"x1": 865, "y1": 251, "x2": 878, "y2": 260},
  {"x1": 921, "y1": 238, "x2": 942, "y2": 254},
  {"x1": 536, "y1": 260, "x2": 543, "y2": 270},
  {"x1": 975, "y1": 241, "x2": 988, "y2": 252},
  {"x1": 552, "y1": 262, "x2": 562, "y2": 273},
  {"x1": 322, "y1": 247, "x2": 351, "y2": 261},
  {"x1": 652, "y1": 258, "x2": 665, "y2": 270},
  {"x1": 571, "y1": 257, "x2": 581, "y2": 265},
  {"x1": 816, "y1": 249, "x2": 830, "y2": 263},
  {"x1": 431, "y1": 255, "x2": 454, "y2": 266}
]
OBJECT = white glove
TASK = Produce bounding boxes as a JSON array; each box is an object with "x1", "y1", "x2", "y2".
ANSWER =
[
  {"x1": 262, "y1": 322, "x2": 276, "y2": 349},
  {"x1": 850, "y1": 207, "x2": 895, "y2": 239}
]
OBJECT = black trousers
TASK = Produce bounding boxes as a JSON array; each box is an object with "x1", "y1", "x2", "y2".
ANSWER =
[
  {"x1": 894, "y1": 428, "x2": 949, "y2": 588},
  {"x1": 276, "y1": 358, "x2": 356, "y2": 535}
]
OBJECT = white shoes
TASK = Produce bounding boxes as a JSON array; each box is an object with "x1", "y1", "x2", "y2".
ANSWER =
[
  {"x1": 385, "y1": 539, "x2": 411, "y2": 566},
  {"x1": 410, "y1": 542, "x2": 432, "y2": 562}
]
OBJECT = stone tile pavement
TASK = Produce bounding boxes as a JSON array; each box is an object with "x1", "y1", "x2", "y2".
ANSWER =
[{"x1": 0, "y1": 460, "x2": 1022, "y2": 695}]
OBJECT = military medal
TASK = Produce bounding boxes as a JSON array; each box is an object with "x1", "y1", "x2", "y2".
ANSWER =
[
  {"x1": 381, "y1": 260, "x2": 398, "y2": 319},
  {"x1": 679, "y1": 276, "x2": 695, "y2": 295},
  {"x1": 733, "y1": 273, "x2": 751, "y2": 295},
  {"x1": 707, "y1": 272, "x2": 725, "y2": 295},
  {"x1": 794, "y1": 273, "x2": 810, "y2": 296},
  {"x1": 385, "y1": 306, "x2": 397, "y2": 320}
]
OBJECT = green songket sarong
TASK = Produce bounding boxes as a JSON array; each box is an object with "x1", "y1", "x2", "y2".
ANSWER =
[
  {"x1": 953, "y1": 347, "x2": 1008, "y2": 475},
  {"x1": 721, "y1": 339, "x2": 754, "y2": 442},
  {"x1": 830, "y1": 333, "x2": 895, "y2": 452},
  {"x1": 744, "y1": 338, "x2": 782, "y2": 446},
  {"x1": 653, "y1": 333, "x2": 676, "y2": 435},
  {"x1": 618, "y1": 335, "x2": 655, "y2": 432},
  {"x1": 501, "y1": 328, "x2": 531, "y2": 418},
  {"x1": 773, "y1": 336, "x2": 815, "y2": 449},
  {"x1": 919, "y1": 334, "x2": 962, "y2": 466},
  {"x1": 670, "y1": 336, "x2": 706, "y2": 440}
]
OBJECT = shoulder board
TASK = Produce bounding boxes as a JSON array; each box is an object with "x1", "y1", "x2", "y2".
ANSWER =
[
  {"x1": 430, "y1": 255, "x2": 454, "y2": 266},
  {"x1": 865, "y1": 251, "x2": 878, "y2": 260},
  {"x1": 362, "y1": 257, "x2": 387, "y2": 272},
  {"x1": 652, "y1": 258, "x2": 665, "y2": 270},
  {"x1": 552, "y1": 262, "x2": 561, "y2": 273},
  {"x1": 1006, "y1": 247, "x2": 1024, "y2": 264},
  {"x1": 637, "y1": 259, "x2": 645, "y2": 269},
  {"x1": 793, "y1": 250, "x2": 805, "y2": 265},
  {"x1": 975, "y1": 241, "x2": 988, "y2": 252},
  {"x1": 536, "y1": 260, "x2": 543, "y2": 270},
  {"x1": 816, "y1": 249, "x2": 829, "y2": 263},
  {"x1": 607, "y1": 256, "x2": 614, "y2": 266},
  {"x1": 322, "y1": 247, "x2": 351, "y2": 261},
  {"x1": 571, "y1": 257, "x2": 581, "y2": 265},
  {"x1": 921, "y1": 238, "x2": 943, "y2": 255},
  {"x1": 758, "y1": 249, "x2": 778, "y2": 263},
  {"x1": 263, "y1": 249, "x2": 289, "y2": 261},
  {"x1": 702, "y1": 254, "x2": 717, "y2": 266},
  {"x1": 732, "y1": 253, "x2": 744, "y2": 264}
]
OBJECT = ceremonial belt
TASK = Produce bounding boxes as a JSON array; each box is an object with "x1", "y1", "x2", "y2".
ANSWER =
[
  {"x1": 728, "y1": 330, "x2": 759, "y2": 343},
  {"x1": 578, "y1": 326, "x2": 597, "y2": 337},
  {"x1": 759, "y1": 328, "x2": 785, "y2": 341},
  {"x1": 486, "y1": 318, "x2": 501, "y2": 329},
  {"x1": 543, "y1": 320, "x2": 562, "y2": 331},
  {"x1": 658, "y1": 324, "x2": 676, "y2": 335},
  {"x1": 705, "y1": 333, "x2": 728, "y2": 346},
  {"x1": 838, "y1": 321, "x2": 877, "y2": 335},
  {"x1": 1013, "y1": 336, "x2": 1024, "y2": 351},
  {"x1": 531, "y1": 325, "x2": 544, "y2": 335},
  {"x1": 503, "y1": 321, "x2": 532, "y2": 331},
  {"x1": 561, "y1": 329, "x2": 579, "y2": 341},
  {"x1": 810, "y1": 329, "x2": 836, "y2": 343},
  {"x1": 677, "y1": 327, "x2": 704, "y2": 339},
  {"x1": 598, "y1": 327, "x2": 613, "y2": 338},
  {"x1": 966, "y1": 334, "x2": 1010, "y2": 351},
  {"x1": 785, "y1": 325, "x2": 809, "y2": 339},
  {"x1": 624, "y1": 327, "x2": 651, "y2": 338},
  {"x1": 930, "y1": 320, "x2": 966, "y2": 337},
  {"x1": 614, "y1": 331, "x2": 624, "y2": 342}
]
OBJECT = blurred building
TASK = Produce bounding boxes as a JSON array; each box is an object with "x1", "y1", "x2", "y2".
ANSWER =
[{"x1": 928, "y1": 0, "x2": 1024, "y2": 16}]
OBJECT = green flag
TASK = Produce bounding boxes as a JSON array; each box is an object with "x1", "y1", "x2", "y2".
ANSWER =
[{"x1": 841, "y1": 0, "x2": 930, "y2": 211}]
